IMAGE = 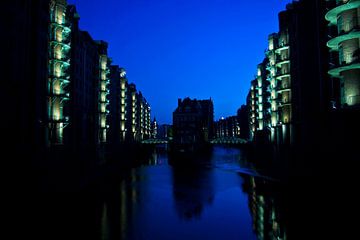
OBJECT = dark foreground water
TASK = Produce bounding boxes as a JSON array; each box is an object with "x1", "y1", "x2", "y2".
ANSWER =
[
  {"x1": 11, "y1": 145, "x2": 358, "y2": 240},
  {"x1": 17, "y1": 146, "x2": 288, "y2": 240}
]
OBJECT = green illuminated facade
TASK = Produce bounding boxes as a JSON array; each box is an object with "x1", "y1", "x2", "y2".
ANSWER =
[
  {"x1": 97, "y1": 41, "x2": 111, "y2": 143},
  {"x1": 326, "y1": 0, "x2": 360, "y2": 107},
  {"x1": 266, "y1": 29, "x2": 292, "y2": 145},
  {"x1": 248, "y1": 80, "x2": 257, "y2": 140},
  {"x1": 119, "y1": 68, "x2": 127, "y2": 141},
  {"x1": 48, "y1": 0, "x2": 71, "y2": 145},
  {"x1": 248, "y1": 27, "x2": 291, "y2": 145}
]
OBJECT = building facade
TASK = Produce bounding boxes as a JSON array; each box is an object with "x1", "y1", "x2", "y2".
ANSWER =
[
  {"x1": 48, "y1": 0, "x2": 72, "y2": 145},
  {"x1": 214, "y1": 116, "x2": 240, "y2": 138},
  {"x1": 96, "y1": 41, "x2": 111, "y2": 144},
  {"x1": 173, "y1": 98, "x2": 214, "y2": 146},
  {"x1": 326, "y1": 0, "x2": 360, "y2": 107},
  {"x1": 3, "y1": 0, "x2": 50, "y2": 161},
  {"x1": 248, "y1": 0, "x2": 332, "y2": 158}
]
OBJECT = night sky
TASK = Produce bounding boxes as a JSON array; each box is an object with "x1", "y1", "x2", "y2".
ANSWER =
[{"x1": 67, "y1": 0, "x2": 293, "y2": 124}]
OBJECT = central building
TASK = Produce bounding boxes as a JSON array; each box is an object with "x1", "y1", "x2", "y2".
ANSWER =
[{"x1": 172, "y1": 98, "x2": 214, "y2": 151}]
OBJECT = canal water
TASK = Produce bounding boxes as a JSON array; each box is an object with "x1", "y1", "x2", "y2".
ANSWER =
[{"x1": 21, "y1": 146, "x2": 288, "y2": 240}]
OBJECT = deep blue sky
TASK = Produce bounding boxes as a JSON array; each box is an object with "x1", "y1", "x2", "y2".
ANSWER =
[{"x1": 68, "y1": 0, "x2": 293, "y2": 124}]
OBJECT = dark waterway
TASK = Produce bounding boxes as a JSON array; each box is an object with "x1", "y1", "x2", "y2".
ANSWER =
[{"x1": 15, "y1": 145, "x2": 352, "y2": 240}]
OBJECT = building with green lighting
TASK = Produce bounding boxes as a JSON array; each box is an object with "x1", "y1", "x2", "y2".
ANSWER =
[
  {"x1": 47, "y1": 0, "x2": 72, "y2": 145},
  {"x1": 246, "y1": 0, "x2": 360, "y2": 172},
  {"x1": 47, "y1": 0, "x2": 113, "y2": 156},
  {"x1": 326, "y1": 0, "x2": 360, "y2": 107},
  {"x1": 247, "y1": 79, "x2": 257, "y2": 141},
  {"x1": 96, "y1": 41, "x2": 111, "y2": 144},
  {"x1": 136, "y1": 92, "x2": 151, "y2": 140},
  {"x1": 109, "y1": 66, "x2": 152, "y2": 145}
]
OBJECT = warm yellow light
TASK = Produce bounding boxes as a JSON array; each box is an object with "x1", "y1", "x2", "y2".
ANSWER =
[
  {"x1": 101, "y1": 118, "x2": 106, "y2": 128},
  {"x1": 101, "y1": 82, "x2": 106, "y2": 91},
  {"x1": 53, "y1": 81, "x2": 61, "y2": 94},
  {"x1": 56, "y1": 28, "x2": 63, "y2": 42},
  {"x1": 101, "y1": 57, "x2": 107, "y2": 70}
]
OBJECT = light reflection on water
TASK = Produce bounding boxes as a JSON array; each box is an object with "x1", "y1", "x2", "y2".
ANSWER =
[
  {"x1": 22, "y1": 146, "x2": 287, "y2": 240},
  {"x1": 97, "y1": 146, "x2": 282, "y2": 240}
]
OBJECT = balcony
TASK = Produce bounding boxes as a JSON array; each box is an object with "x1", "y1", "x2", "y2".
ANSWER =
[
  {"x1": 326, "y1": 0, "x2": 360, "y2": 25},
  {"x1": 51, "y1": 92, "x2": 70, "y2": 100},
  {"x1": 49, "y1": 116, "x2": 70, "y2": 123},
  {"x1": 328, "y1": 57, "x2": 360, "y2": 76},
  {"x1": 277, "y1": 85, "x2": 291, "y2": 93},
  {"x1": 50, "y1": 20, "x2": 71, "y2": 33},
  {"x1": 345, "y1": 95, "x2": 360, "y2": 106},
  {"x1": 49, "y1": 33, "x2": 71, "y2": 45},
  {"x1": 275, "y1": 42, "x2": 290, "y2": 54},
  {"x1": 50, "y1": 40, "x2": 71, "y2": 50},
  {"x1": 99, "y1": 98, "x2": 110, "y2": 104},
  {"x1": 278, "y1": 101, "x2": 292, "y2": 107},
  {"x1": 50, "y1": 57, "x2": 70, "y2": 66},
  {"x1": 327, "y1": 21, "x2": 360, "y2": 50},
  {"x1": 275, "y1": 70, "x2": 291, "y2": 79},
  {"x1": 275, "y1": 57, "x2": 290, "y2": 67}
]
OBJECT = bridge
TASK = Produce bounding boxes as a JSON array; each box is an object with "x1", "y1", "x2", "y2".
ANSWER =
[
  {"x1": 141, "y1": 137, "x2": 247, "y2": 146},
  {"x1": 210, "y1": 137, "x2": 248, "y2": 145},
  {"x1": 141, "y1": 139, "x2": 168, "y2": 145}
]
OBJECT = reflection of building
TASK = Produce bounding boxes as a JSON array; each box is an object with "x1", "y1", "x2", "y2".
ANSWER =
[
  {"x1": 172, "y1": 168, "x2": 214, "y2": 220},
  {"x1": 242, "y1": 175, "x2": 287, "y2": 240},
  {"x1": 173, "y1": 98, "x2": 214, "y2": 145}
]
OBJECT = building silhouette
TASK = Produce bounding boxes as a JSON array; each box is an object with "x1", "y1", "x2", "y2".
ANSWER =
[
  {"x1": 214, "y1": 116, "x2": 240, "y2": 138},
  {"x1": 173, "y1": 97, "x2": 214, "y2": 148}
]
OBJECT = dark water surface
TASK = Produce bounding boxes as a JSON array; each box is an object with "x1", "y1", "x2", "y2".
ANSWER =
[{"x1": 18, "y1": 146, "x2": 290, "y2": 240}]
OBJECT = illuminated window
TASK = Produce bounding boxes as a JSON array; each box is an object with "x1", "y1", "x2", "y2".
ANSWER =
[{"x1": 56, "y1": 28, "x2": 63, "y2": 42}]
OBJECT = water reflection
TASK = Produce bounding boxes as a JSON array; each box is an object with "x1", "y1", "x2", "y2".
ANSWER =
[
  {"x1": 242, "y1": 174, "x2": 287, "y2": 240},
  {"x1": 24, "y1": 146, "x2": 292, "y2": 240},
  {"x1": 171, "y1": 167, "x2": 214, "y2": 220}
]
